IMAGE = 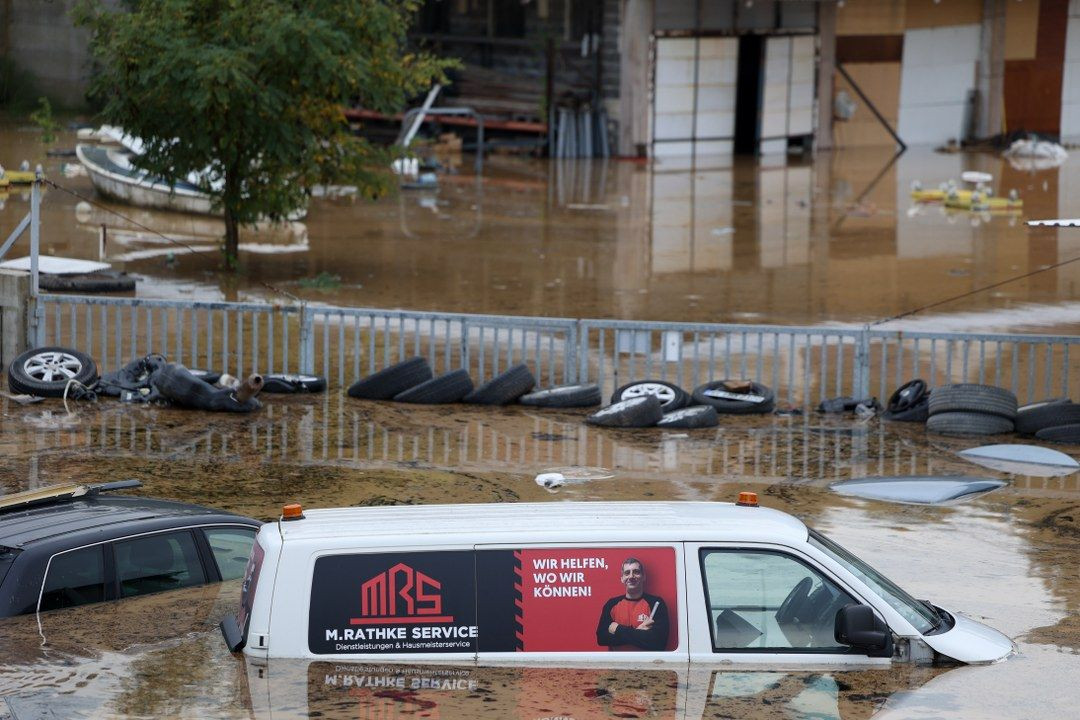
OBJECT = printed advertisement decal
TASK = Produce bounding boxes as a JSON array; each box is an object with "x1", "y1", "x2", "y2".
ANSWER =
[
  {"x1": 309, "y1": 551, "x2": 478, "y2": 655},
  {"x1": 478, "y1": 547, "x2": 678, "y2": 652},
  {"x1": 309, "y1": 547, "x2": 678, "y2": 654}
]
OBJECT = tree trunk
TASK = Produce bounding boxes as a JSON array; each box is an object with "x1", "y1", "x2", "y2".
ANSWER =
[
  {"x1": 222, "y1": 168, "x2": 240, "y2": 270},
  {"x1": 223, "y1": 208, "x2": 239, "y2": 270}
]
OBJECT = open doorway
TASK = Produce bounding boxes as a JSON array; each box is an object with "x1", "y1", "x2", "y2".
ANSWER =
[{"x1": 734, "y1": 34, "x2": 764, "y2": 154}]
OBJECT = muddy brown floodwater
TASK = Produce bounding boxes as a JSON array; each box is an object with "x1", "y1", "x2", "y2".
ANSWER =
[
  {"x1": 1, "y1": 121, "x2": 1079, "y2": 716},
  {"x1": 2, "y1": 122, "x2": 1080, "y2": 332},
  {"x1": 1, "y1": 392, "x2": 1079, "y2": 718}
]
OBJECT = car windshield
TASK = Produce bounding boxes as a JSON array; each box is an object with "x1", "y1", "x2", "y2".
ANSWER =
[{"x1": 808, "y1": 530, "x2": 939, "y2": 634}]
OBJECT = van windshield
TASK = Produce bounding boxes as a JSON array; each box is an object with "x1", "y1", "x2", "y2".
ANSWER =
[{"x1": 808, "y1": 530, "x2": 939, "y2": 635}]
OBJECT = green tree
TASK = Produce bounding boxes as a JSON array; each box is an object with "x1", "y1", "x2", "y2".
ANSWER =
[{"x1": 75, "y1": 0, "x2": 452, "y2": 268}]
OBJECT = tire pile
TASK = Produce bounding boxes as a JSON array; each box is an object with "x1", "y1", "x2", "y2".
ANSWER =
[
  {"x1": 346, "y1": 358, "x2": 776, "y2": 430},
  {"x1": 883, "y1": 378, "x2": 1080, "y2": 443},
  {"x1": 584, "y1": 379, "x2": 775, "y2": 429}
]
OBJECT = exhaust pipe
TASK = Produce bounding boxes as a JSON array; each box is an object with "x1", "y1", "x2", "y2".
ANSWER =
[{"x1": 234, "y1": 373, "x2": 263, "y2": 403}]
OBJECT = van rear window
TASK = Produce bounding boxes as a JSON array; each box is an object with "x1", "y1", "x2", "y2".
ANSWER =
[
  {"x1": 308, "y1": 547, "x2": 679, "y2": 655},
  {"x1": 234, "y1": 539, "x2": 265, "y2": 639}
]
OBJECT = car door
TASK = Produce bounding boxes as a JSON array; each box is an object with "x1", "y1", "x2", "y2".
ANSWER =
[
  {"x1": 111, "y1": 529, "x2": 207, "y2": 599},
  {"x1": 685, "y1": 542, "x2": 892, "y2": 666}
]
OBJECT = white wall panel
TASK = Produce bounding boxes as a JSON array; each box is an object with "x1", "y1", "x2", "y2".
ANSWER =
[
  {"x1": 1060, "y1": 6, "x2": 1080, "y2": 141},
  {"x1": 898, "y1": 24, "x2": 979, "y2": 146}
]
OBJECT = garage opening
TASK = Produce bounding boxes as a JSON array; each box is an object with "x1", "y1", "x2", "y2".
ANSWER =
[{"x1": 734, "y1": 34, "x2": 764, "y2": 155}]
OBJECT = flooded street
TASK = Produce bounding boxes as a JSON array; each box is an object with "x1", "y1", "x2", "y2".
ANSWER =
[
  {"x1": 1, "y1": 120, "x2": 1080, "y2": 717},
  {"x1": 1, "y1": 393, "x2": 1079, "y2": 718},
  {"x1": 1, "y1": 123, "x2": 1080, "y2": 331}
]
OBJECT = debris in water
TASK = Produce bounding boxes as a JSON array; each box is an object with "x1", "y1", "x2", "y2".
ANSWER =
[
  {"x1": 830, "y1": 476, "x2": 1007, "y2": 505},
  {"x1": 537, "y1": 466, "x2": 615, "y2": 483},
  {"x1": 958, "y1": 444, "x2": 1079, "y2": 477},
  {"x1": 535, "y1": 472, "x2": 565, "y2": 491}
]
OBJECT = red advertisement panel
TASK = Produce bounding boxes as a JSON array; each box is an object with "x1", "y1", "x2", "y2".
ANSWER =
[{"x1": 516, "y1": 547, "x2": 677, "y2": 652}]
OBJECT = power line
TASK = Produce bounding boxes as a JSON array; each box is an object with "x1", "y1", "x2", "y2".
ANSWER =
[{"x1": 871, "y1": 248, "x2": 1080, "y2": 326}]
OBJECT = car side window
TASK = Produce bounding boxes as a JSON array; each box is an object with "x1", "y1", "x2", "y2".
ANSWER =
[
  {"x1": 204, "y1": 527, "x2": 257, "y2": 581},
  {"x1": 701, "y1": 549, "x2": 855, "y2": 652},
  {"x1": 115, "y1": 531, "x2": 206, "y2": 598},
  {"x1": 40, "y1": 545, "x2": 107, "y2": 612}
]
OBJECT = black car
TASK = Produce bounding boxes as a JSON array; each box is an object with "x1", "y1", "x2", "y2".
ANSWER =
[{"x1": 0, "y1": 480, "x2": 260, "y2": 618}]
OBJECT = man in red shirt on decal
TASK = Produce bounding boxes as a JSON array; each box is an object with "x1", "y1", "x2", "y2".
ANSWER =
[{"x1": 594, "y1": 557, "x2": 669, "y2": 651}]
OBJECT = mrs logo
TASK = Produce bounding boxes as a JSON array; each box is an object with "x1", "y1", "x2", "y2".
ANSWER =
[{"x1": 350, "y1": 562, "x2": 454, "y2": 625}]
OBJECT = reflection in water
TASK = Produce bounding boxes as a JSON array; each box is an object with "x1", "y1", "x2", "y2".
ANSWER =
[
  {"x1": 3, "y1": 397, "x2": 1077, "y2": 502},
  {"x1": 4, "y1": 122, "x2": 1079, "y2": 328}
]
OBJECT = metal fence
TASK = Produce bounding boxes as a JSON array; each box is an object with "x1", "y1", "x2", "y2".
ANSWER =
[{"x1": 36, "y1": 293, "x2": 1080, "y2": 407}]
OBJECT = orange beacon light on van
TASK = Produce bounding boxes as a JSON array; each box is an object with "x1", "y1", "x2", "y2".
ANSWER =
[
  {"x1": 736, "y1": 492, "x2": 759, "y2": 507},
  {"x1": 282, "y1": 503, "x2": 304, "y2": 520}
]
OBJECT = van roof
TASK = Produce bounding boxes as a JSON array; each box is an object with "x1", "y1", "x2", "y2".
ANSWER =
[{"x1": 277, "y1": 501, "x2": 808, "y2": 545}]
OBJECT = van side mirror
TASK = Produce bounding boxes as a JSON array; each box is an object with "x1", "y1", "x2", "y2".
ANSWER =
[{"x1": 835, "y1": 604, "x2": 894, "y2": 658}]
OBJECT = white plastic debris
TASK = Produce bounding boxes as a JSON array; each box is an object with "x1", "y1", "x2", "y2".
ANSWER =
[
  {"x1": 534, "y1": 472, "x2": 565, "y2": 491},
  {"x1": 961, "y1": 171, "x2": 992, "y2": 184}
]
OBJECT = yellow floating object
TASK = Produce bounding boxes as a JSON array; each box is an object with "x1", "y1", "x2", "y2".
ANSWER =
[
  {"x1": 4, "y1": 170, "x2": 37, "y2": 184},
  {"x1": 0, "y1": 176, "x2": 8, "y2": 188},
  {"x1": 911, "y1": 189, "x2": 947, "y2": 202}
]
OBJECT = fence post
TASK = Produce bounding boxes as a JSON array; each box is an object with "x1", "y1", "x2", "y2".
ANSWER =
[
  {"x1": 855, "y1": 327, "x2": 871, "y2": 399},
  {"x1": 0, "y1": 270, "x2": 32, "y2": 367},
  {"x1": 565, "y1": 321, "x2": 578, "y2": 383},
  {"x1": 577, "y1": 321, "x2": 589, "y2": 383},
  {"x1": 298, "y1": 303, "x2": 314, "y2": 374}
]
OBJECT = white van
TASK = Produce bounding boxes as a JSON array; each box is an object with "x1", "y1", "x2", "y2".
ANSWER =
[{"x1": 221, "y1": 494, "x2": 1014, "y2": 666}]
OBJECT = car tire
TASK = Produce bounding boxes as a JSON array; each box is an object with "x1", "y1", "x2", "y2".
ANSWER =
[
  {"x1": 926, "y1": 411, "x2": 1015, "y2": 436},
  {"x1": 1033, "y1": 423, "x2": 1080, "y2": 444},
  {"x1": 610, "y1": 380, "x2": 690, "y2": 413},
  {"x1": 691, "y1": 380, "x2": 775, "y2": 414},
  {"x1": 927, "y1": 384, "x2": 1018, "y2": 420},
  {"x1": 8, "y1": 346, "x2": 98, "y2": 397},
  {"x1": 347, "y1": 357, "x2": 433, "y2": 400},
  {"x1": 656, "y1": 405, "x2": 718, "y2": 429},
  {"x1": 393, "y1": 369, "x2": 474, "y2": 404},
  {"x1": 1014, "y1": 401, "x2": 1080, "y2": 436},
  {"x1": 463, "y1": 364, "x2": 536, "y2": 405},
  {"x1": 519, "y1": 384, "x2": 602, "y2": 408},
  {"x1": 38, "y1": 270, "x2": 136, "y2": 293},
  {"x1": 260, "y1": 373, "x2": 328, "y2": 394},
  {"x1": 585, "y1": 395, "x2": 664, "y2": 428}
]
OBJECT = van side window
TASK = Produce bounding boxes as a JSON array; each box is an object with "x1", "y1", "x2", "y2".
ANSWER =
[
  {"x1": 701, "y1": 549, "x2": 854, "y2": 652},
  {"x1": 204, "y1": 527, "x2": 257, "y2": 581},
  {"x1": 115, "y1": 531, "x2": 206, "y2": 598},
  {"x1": 40, "y1": 546, "x2": 106, "y2": 612}
]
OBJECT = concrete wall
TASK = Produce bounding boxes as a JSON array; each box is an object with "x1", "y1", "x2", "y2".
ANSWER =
[
  {"x1": 1, "y1": 0, "x2": 98, "y2": 108},
  {"x1": 897, "y1": 24, "x2": 980, "y2": 145}
]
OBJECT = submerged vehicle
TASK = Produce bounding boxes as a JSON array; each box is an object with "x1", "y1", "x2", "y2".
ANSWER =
[
  {"x1": 0, "y1": 480, "x2": 260, "y2": 617},
  {"x1": 221, "y1": 494, "x2": 1015, "y2": 666}
]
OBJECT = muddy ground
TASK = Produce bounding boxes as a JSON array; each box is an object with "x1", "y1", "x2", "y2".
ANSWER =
[{"x1": 1, "y1": 393, "x2": 1078, "y2": 718}]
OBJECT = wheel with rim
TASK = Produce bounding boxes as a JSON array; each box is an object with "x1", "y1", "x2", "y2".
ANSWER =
[
  {"x1": 260, "y1": 374, "x2": 327, "y2": 394},
  {"x1": 8, "y1": 346, "x2": 98, "y2": 397},
  {"x1": 884, "y1": 380, "x2": 931, "y2": 423},
  {"x1": 611, "y1": 380, "x2": 689, "y2": 412}
]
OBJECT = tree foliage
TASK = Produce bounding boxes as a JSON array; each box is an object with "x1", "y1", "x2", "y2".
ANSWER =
[{"x1": 75, "y1": 0, "x2": 453, "y2": 267}]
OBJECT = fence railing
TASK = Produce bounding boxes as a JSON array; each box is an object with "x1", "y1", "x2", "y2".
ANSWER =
[{"x1": 36, "y1": 294, "x2": 1080, "y2": 407}]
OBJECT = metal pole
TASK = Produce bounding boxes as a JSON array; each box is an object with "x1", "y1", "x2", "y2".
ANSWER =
[
  {"x1": 30, "y1": 170, "x2": 40, "y2": 298},
  {"x1": 836, "y1": 64, "x2": 907, "y2": 152}
]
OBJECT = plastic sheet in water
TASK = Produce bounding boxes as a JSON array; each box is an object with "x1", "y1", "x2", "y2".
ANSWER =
[
  {"x1": 958, "y1": 444, "x2": 1079, "y2": 477},
  {"x1": 830, "y1": 476, "x2": 1007, "y2": 505}
]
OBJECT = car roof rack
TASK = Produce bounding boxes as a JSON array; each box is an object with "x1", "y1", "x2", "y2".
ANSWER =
[{"x1": 0, "y1": 479, "x2": 143, "y2": 514}]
